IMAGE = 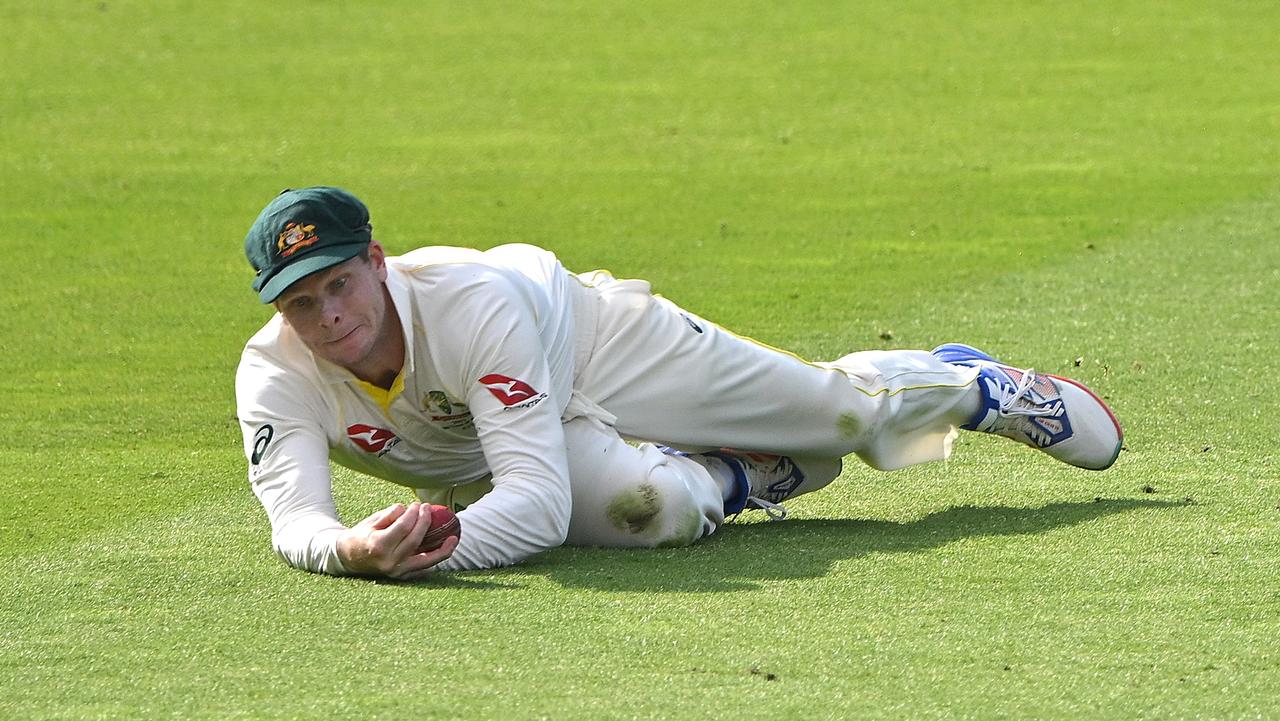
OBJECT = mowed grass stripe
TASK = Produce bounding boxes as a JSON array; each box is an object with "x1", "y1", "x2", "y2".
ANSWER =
[{"x1": 2, "y1": 185, "x2": 1274, "y2": 555}]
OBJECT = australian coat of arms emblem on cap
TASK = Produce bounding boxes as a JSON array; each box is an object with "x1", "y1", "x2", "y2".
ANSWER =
[{"x1": 277, "y1": 222, "x2": 319, "y2": 258}]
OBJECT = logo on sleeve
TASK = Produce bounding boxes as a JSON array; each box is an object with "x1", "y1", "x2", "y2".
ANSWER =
[
  {"x1": 346, "y1": 424, "x2": 400, "y2": 455},
  {"x1": 251, "y1": 424, "x2": 274, "y2": 465},
  {"x1": 478, "y1": 373, "x2": 547, "y2": 409}
]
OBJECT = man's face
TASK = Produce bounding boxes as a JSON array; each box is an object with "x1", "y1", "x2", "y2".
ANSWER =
[{"x1": 273, "y1": 243, "x2": 393, "y2": 373}]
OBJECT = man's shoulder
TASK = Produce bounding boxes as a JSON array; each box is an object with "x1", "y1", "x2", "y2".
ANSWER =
[
  {"x1": 390, "y1": 243, "x2": 561, "y2": 277},
  {"x1": 236, "y1": 315, "x2": 321, "y2": 394},
  {"x1": 242, "y1": 313, "x2": 285, "y2": 350},
  {"x1": 390, "y1": 245, "x2": 487, "y2": 270},
  {"x1": 389, "y1": 244, "x2": 563, "y2": 301},
  {"x1": 240, "y1": 313, "x2": 294, "y2": 367}
]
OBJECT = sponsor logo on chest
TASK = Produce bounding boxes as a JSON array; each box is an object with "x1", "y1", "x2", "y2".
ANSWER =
[
  {"x1": 346, "y1": 423, "x2": 401, "y2": 456},
  {"x1": 479, "y1": 373, "x2": 548, "y2": 409}
]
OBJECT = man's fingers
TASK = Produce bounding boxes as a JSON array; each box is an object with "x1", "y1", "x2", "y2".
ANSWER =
[
  {"x1": 373, "y1": 501, "x2": 422, "y2": 552},
  {"x1": 368, "y1": 503, "x2": 407, "y2": 531},
  {"x1": 390, "y1": 535, "x2": 458, "y2": 580},
  {"x1": 389, "y1": 503, "x2": 434, "y2": 559},
  {"x1": 347, "y1": 502, "x2": 456, "y2": 578}
]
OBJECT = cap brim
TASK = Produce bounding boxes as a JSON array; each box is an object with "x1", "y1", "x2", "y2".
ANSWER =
[{"x1": 255, "y1": 242, "x2": 368, "y2": 303}]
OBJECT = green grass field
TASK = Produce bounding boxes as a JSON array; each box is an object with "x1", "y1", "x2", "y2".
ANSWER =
[{"x1": 3, "y1": 2, "x2": 1279, "y2": 719}]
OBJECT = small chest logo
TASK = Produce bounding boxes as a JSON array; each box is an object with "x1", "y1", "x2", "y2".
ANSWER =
[
  {"x1": 347, "y1": 423, "x2": 400, "y2": 455},
  {"x1": 423, "y1": 390, "x2": 474, "y2": 429},
  {"x1": 478, "y1": 373, "x2": 546, "y2": 408},
  {"x1": 425, "y1": 390, "x2": 454, "y2": 415},
  {"x1": 277, "y1": 221, "x2": 319, "y2": 258}
]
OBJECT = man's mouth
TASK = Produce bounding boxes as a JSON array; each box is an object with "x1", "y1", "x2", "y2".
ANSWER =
[{"x1": 329, "y1": 327, "x2": 359, "y2": 344}]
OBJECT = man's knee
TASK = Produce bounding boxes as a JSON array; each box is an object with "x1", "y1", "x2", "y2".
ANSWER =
[
  {"x1": 592, "y1": 465, "x2": 709, "y2": 549},
  {"x1": 604, "y1": 482, "x2": 664, "y2": 535}
]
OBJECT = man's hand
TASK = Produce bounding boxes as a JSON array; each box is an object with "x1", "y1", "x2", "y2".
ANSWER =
[{"x1": 335, "y1": 502, "x2": 459, "y2": 580}]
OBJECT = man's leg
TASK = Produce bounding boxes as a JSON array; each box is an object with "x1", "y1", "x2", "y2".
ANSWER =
[
  {"x1": 559, "y1": 411, "x2": 847, "y2": 546},
  {"x1": 410, "y1": 416, "x2": 753, "y2": 548},
  {"x1": 574, "y1": 274, "x2": 1120, "y2": 477},
  {"x1": 574, "y1": 275, "x2": 981, "y2": 472},
  {"x1": 558, "y1": 415, "x2": 726, "y2": 548}
]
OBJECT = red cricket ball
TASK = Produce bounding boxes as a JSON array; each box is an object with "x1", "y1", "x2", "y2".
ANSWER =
[{"x1": 417, "y1": 504, "x2": 461, "y2": 552}]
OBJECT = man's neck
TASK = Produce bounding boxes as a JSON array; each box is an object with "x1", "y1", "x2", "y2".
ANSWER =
[{"x1": 361, "y1": 365, "x2": 401, "y2": 391}]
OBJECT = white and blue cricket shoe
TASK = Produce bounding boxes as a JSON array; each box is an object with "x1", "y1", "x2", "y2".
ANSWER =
[
  {"x1": 703, "y1": 450, "x2": 842, "y2": 520},
  {"x1": 932, "y1": 343, "x2": 1123, "y2": 470}
]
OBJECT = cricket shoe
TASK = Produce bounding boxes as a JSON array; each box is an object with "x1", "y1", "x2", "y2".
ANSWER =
[
  {"x1": 931, "y1": 343, "x2": 1123, "y2": 470},
  {"x1": 703, "y1": 450, "x2": 841, "y2": 520}
]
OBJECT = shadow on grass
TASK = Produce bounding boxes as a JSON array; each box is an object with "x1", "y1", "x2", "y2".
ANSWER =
[
  {"x1": 505, "y1": 497, "x2": 1184, "y2": 592},
  {"x1": 374, "y1": 575, "x2": 524, "y2": 590}
]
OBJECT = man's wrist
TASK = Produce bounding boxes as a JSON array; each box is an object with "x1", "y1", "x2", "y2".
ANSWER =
[{"x1": 325, "y1": 527, "x2": 355, "y2": 575}]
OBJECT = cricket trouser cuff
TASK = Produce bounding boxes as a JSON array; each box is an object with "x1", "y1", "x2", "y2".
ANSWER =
[
  {"x1": 816, "y1": 351, "x2": 981, "y2": 471},
  {"x1": 701, "y1": 451, "x2": 751, "y2": 515}
]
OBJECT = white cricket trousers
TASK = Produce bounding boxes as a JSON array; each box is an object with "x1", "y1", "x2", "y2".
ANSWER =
[{"x1": 559, "y1": 272, "x2": 980, "y2": 549}]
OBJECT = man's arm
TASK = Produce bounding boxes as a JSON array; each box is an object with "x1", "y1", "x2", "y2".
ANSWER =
[
  {"x1": 421, "y1": 267, "x2": 576, "y2": 571},
  {"x1": 236, "y1": 351, "x2": 347, "y2": 574},
  {"x1": 250, "y1": 432, "x2": 457, "y2": 577},
  {"x1": 237, "y1": 351, "x2": 456, "y2": 577}
]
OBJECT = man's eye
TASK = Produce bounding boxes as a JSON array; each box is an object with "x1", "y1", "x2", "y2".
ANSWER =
[
  {"x1": 290, "y1": 297, "x2": 311, "y2": 309},
  {"x1": 333, "y1": 277, "x2": 348, "y2": 290}
]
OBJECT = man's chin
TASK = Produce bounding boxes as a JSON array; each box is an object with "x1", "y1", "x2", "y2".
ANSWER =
[{"x1": 320, "y1": 333, "x2": 368, "y2": 369}]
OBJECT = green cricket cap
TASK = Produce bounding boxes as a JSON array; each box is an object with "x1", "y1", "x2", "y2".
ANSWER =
[{"x1": 244, "y1": 186, "x2": 373, "y2": 303}]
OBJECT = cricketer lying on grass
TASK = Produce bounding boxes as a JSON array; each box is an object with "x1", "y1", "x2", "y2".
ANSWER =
[{"x1": 235, "y1": 187, "x2": 1124, "y2": 579}]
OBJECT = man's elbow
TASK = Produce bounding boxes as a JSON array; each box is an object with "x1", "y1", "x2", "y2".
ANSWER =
[
  {"x1": 534, "y1": 494, "x2": 572, "y2": 548},
  {"x1": 517, "y1": 484, "x2": 571, "y2": 549}
]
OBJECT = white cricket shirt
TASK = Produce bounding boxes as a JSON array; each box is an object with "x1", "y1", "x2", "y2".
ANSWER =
[{"x1": 235, "y1": 244, "x2": 594, "y2": 574}]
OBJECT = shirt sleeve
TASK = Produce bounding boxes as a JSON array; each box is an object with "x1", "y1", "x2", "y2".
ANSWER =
[
  {"x1": 235, "y1": 350, "x2": 349, "y2": 576},
  {"x1": 427, "y1": 268, "x2": 574, "y2": 571}
]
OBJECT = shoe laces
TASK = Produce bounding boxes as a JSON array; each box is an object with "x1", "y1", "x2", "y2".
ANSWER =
[
  {"x1": 983, "y1": 367, "x2": 1065, "y2": 447},
  {"x1": 745, "y1": 497, "x2": 788, "y2": 521},
  {"x1": 993, "y1": 368, "x2": 1057, "y2": 418}
]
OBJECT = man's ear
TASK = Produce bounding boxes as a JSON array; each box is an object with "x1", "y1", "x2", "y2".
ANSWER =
[{"x1": 368, "y1": 239, "x2": 388, "y2": 281}]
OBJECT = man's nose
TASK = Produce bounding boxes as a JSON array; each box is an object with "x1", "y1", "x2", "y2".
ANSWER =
[{"x1": 318, "y1": 297, "x2": 342, "y2": 327}]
